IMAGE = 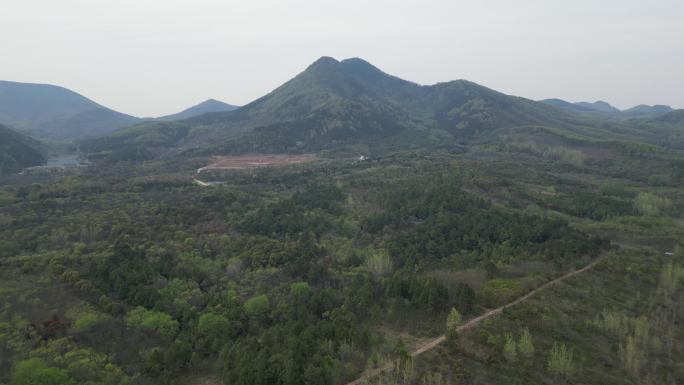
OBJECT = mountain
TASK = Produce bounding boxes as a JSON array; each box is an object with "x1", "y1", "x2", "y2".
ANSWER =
[
  {"x1": 539, "y1": 99, "x2": 604, "y2": 116},
  {"x1": 647, "y1": 109, "x2": 684, "y2": 125},
  {"x1": 0, "y1": 80, "x2": 140, "y2": 141},
  {"x1": 85, "y1": 56, "x2": 586, "y2": 157},
  {"x1": 622, "y1": 104, "x2": 674, "y2": 119},
  {"x1": 574, "y1": 100, "x2": 620, "y2": 113},
  {"x1": 0, "y1": 124, "x2": 46, "y2": 174},
  {"x1": 540, "y1": 98, "x2": 673, "y2": 121},
  {"x1": 157, "y1": 99, "x2": 239, "y2": 121}
]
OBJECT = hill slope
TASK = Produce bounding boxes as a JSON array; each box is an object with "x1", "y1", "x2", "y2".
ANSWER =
[
  {"x1": 157, "y1": 99, "x2": 239, "y2": 121},
  {"x1": 0, "y1": 124, "x2": 46, "y2": 173},
  {"x1": 623, "y1": 104, "x2": 674, "y2": 119},
  {"x1": 0, "y1": 80, "x2": 140, "y2": 141},
  {"x1": 648, "y1": 109, "x2": 684, "y2": 125}
]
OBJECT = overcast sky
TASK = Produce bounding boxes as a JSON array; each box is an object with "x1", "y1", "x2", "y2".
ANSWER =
[{"x1": 2, "y1": 0, "x2": 683, "y2": 117}]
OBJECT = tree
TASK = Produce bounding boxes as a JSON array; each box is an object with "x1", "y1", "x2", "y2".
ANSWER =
[
  {"x1": 634, "y1": 192, "x2": 671, "y2": 216},
  {"x1": 13, "y1": 358, "x2": 76, "y2": 385},
  {"x1": 446, "y1": 308, "x2": 462, "y2": 340},
  {"x1": 244, "y1": 295, "x2": 269, "y2": 318},
  {"x1": 197, "y1": 312, "x2": 231, "y2": 353},
  {"x1": 503, "y1": 333, "x2": 518, "y2": 362},
  {"x1": 126, "y1": 306, "x2": 178, "y2": 339},
  {"x1": 392, "y1": 339, "x2": 413, "y2": 382},
  {"x1": 674, "y1": 243, "x2": 683, "y2": 257},
  {"x1": 548, "y1": 342, "x2": 574, "y2": 376},
  {"x1": 290, "y1": 281, "x2": 311, "y2": 300},
  {"x1": 518, "y1": 328, "x2": 535, "y2": 358}
]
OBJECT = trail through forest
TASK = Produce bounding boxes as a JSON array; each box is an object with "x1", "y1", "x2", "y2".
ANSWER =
[{"x1": 346, "y1": 257, "x2": 605, "y2": 385}]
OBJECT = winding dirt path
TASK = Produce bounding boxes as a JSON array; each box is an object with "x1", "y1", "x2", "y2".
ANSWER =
[{"x1": 346, "y1": 257, "x2": 604, "y2": 385}]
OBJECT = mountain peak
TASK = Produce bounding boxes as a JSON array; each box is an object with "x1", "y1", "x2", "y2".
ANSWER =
[
  {"x1": 198, "y1": 98, "x2": 232, "y2": 107},
  {"x1": 307, "y1": 56, "x2": 340, "y2": 70},
  {"x1": 574, "y1": 100, "x2": 620, "y2": 113},
  {"x1": 339, "y1": 57, "x2": 386, "y2": 75},
  {"x1": 340, "y1": 57, "x2": 374, "y2": 67},
  {"x1": 158, "y1": 98, "x2": 238, "y2": 121}
]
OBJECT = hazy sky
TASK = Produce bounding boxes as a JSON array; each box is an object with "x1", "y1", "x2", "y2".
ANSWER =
[{"x1": 2, "y1": 0, "x2": 683, "y2": 117}]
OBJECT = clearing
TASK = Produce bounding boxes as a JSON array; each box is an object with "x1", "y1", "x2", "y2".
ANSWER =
[{"x1": 197, "y1": 154, "x2": 315, "y2": 173}]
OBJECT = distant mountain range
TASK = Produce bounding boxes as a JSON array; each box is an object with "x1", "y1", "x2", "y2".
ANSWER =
[
  {"x1": 0, "y1": 124, "x2": 46, "y2": 174},
  {"x1": 157, "y1": 99, "x2": 239, "y2": 121},
  {"x1": 4, "y1": 59, "x2": 680, "y2": 158},
  {"x1": 0, "y1": 80, "x2": 238, "y2": 142},
  {"x1": 540, "y1": 98, "x2": 674, "y2": 120},
  {"x1": 0, "y1": 80, "x2": 140, "y2": 141},
  {"x1": 84, "y1": 56, "x2": 590, "y2": 158}
]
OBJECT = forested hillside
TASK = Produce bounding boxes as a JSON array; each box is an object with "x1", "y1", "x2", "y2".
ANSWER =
[
  {"x1": 84, "y1": 57, "x2": 604, "y2": 157},
  {"x1": 0, "y1": 124, "x2": 46, "y2": 174},
  {"x1": 541, "y1": 98, "x2": 675, "y2": 121},
  {"x1": 2, "y1": 115, "x2": 684, "y2": 385},
  {"x1": 84, "y1": 58, "x2": 682, "y2": 161}
]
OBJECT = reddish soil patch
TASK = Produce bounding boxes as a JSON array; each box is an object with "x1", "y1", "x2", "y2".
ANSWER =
[{"x1": 198, "y1": 154, "x2": 314, "y2": 172}]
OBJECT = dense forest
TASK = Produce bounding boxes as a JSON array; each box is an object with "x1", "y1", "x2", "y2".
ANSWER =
[
  {"x1": 2, "y1": 129, "x2": 683, "y2": 385},
  {"x1": 1, "y1": 58, "x2": 684, "y2": 385}
]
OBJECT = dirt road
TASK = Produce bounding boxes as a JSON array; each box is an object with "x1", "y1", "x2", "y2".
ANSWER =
[{"x1": 346, "y1": 257, "x2": 604, "y2": 385}]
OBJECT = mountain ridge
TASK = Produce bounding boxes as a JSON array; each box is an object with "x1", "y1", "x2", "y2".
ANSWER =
[
  {"x1": 0, "y1": 80, "x2": 140, "y2": 141},
  {"x1": 82, "y1": 56, "x2": 680, "y2": 160},
  {"x1": 82, "y1": 57, "x2": 659, "y2": 158},
  {"x1": 540, "y1": 98, "x2": 674, "y2": 120}
]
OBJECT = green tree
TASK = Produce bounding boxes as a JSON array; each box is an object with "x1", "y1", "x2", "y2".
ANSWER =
[
  {"x1": 392, "y1": 339, "x2": 413, "y2": 382},
  {"x1": 518, "y1": 328, "x2": 535, "y2": 358},
  {"x1": 244, "y1": 294, "x2": 270, "y2": 318},
  {"x1": 674, "y1": 243, "x2": 683, "y2": 256},
  {"x1": 503, "y1": 332, "x2": 517, "y2": 362},
  {"x1": 548, "y1": 342, "x2": 574, "y2": 376},
  {"x1": 72, "y1": 312, "x2": 103, "y2": 332},
  {"x1": 446, "y1": 308, "x2": 462, "y2": 340},
  {"x1": 290, "y1": 281, "x2": 311, "y2": 299},
  {"x1": 197, "y1": 312, "x2": 231, "y2": 353},
  {"x1": 13, "y1": 358, "x2": 76, "y2": 385},
  {"x1": 126, "y1": 307, "x2": 178, "y2": 339},
  {"x1": 634, "y1": 192, "x2": 671, "y2": 216}
]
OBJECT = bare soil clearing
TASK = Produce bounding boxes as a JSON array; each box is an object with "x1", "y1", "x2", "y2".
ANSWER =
[{"x1": 197, "y1": 154, "x2": 315, "y2": 172}]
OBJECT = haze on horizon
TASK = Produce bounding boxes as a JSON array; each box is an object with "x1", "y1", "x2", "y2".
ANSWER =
[{"x1": 1, "y1": 0, "x2": 682, "y2": 117}]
